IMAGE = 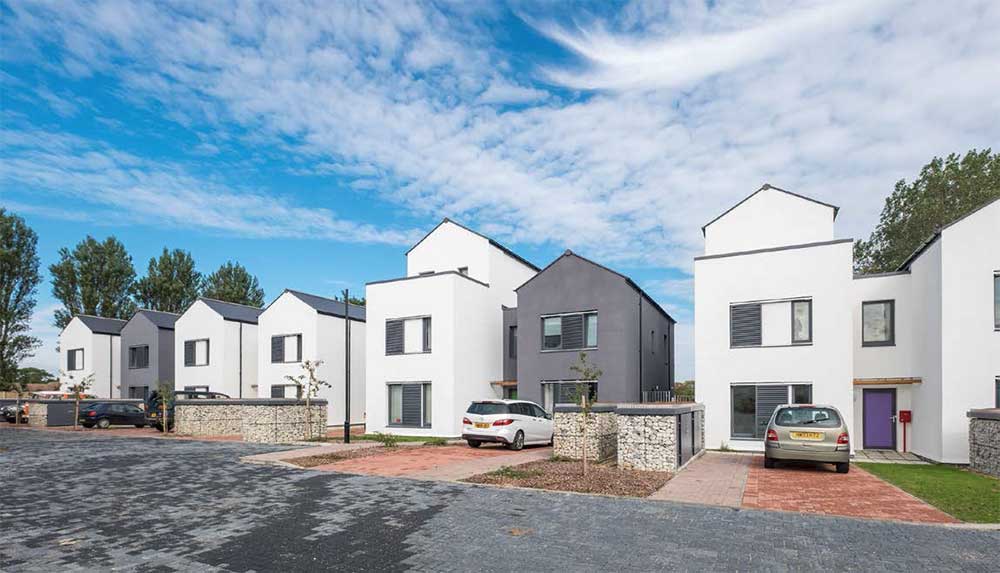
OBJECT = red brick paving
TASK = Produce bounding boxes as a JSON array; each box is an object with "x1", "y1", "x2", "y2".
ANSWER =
[
  {"x1": 650, "y1": 452, "x2": 752, "y2": 507},
  {"x1": 742, "y1": 456, "x2": 958, "y2": 524},
  {"x1": 314, "y1": 444, "x2": 530, "y2": 477}
]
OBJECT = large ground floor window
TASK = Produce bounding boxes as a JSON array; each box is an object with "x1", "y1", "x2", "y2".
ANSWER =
[
  {"x1": 731, "y1": 383, "x2": 812, "y2": 440},
  {"x1": 541, "y1": 380, "x2": 597, "y2": 413},
  {"x1": 388, "y1": 382, "x2": 431, "y2": 428},
  {"x1": 270, "y1": 384, "x2": 301, "y2": 399}
]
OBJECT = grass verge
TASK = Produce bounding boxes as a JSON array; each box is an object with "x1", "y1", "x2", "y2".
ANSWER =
[{"x1": 857, "y1": 462, "x2": 1000, "y2": 523}]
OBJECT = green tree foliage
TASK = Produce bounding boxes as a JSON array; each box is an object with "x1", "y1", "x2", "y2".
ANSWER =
[
  {"x1": 337, "y1": 295, "x2": 366, "y2": 306},
  {"x1": 0, "y1": 209, "x2": 42, "y2": 389},
  {"x1": 202, "y1": 261, "x2": 266, "y2": 307},
  {"x1": 134, "y1": 248, "x2": 202, "y2": 313},
  {"x1": 854, "y1": 149, "x2": 1000, "y2": 273},
  {"x1": 49, "y1": 236, "x2": 137, "y2": 328},
  {"x1": 16, "y1": 367, "x2": 56, "y2": 387}
]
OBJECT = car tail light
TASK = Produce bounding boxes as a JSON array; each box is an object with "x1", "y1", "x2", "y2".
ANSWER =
[
  {"x1": 492, "y1": 418, "x2": 514, "y2": 426},
  {"x1": 462, "y1": 417, "x2": 472, "y2": 425},
  {"x1": 87, "y1": 411, "x2": 96, "y2": 417},
  {"x1": 837, "y1": 432, "x2": 849, "y2": 445},
  {"x1": 766, "y1": 429, "x2": 779, "y2": 442}
]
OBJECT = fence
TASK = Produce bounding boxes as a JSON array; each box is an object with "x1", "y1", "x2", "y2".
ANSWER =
[{"x1": 641, "y1": 388, "x2": 695, "y2": 403}]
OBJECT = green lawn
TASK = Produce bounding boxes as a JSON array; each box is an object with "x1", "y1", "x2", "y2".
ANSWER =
[{"x1": 857, "y1": 462, "x2": 1000, "y2": 523}]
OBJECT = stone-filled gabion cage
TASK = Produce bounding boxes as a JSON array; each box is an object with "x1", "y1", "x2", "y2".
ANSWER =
[
  {"x1": 967, "y1": 408, "x2": 1000, "y2": 478},
  {"x1": 175, "y1": 399, "x2": 328, "y2": 444}
]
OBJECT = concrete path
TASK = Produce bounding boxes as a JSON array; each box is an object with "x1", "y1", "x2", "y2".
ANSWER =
[
  {"x1": 649, "y1": 451, "x2": 752, "y2": 507},
  {"x1": 854, "y1": 449, "x2": 927, "y2": 464},
  {"x1": 241, "y1": 440, "x2": 380, "y2": 466}
]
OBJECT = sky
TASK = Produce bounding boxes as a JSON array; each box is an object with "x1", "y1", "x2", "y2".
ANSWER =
[{"x1": 2, "y1": 0, "x2": 999, "y2": 379}]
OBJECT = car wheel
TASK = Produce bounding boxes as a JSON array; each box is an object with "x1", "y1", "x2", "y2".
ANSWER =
[
  {"x1": 134, "y1": 424, "x2": 145, "y2": 428},
  {"x1": 153, "y1": 423, "x2": 163, "y2": 432},
  {"x1": 467, "y1": 440, "x2": 481, "y2": 448},
  {"x1": 508, "y1": 430, "x2": 525, "y2": 451},
  {"x1": 548, "y1": 434, "x2": 554, "y2": 447},
  {"x1": 96, "y1": 418, "x2": 111, "y2": 429},
  {"x1": 764, "y1": 456, "x2": 775, "y2": 469},
  {"x1": 81, "y1": 423, "x2": 94, "y2": 429},
  {"x1": 836, "y1": 462, "x2": 850, "y2": 474}
]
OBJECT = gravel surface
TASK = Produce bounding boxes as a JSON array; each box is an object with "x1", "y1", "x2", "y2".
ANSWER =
[{"x1": 464, "y1": 458, "x2": 672, "y2": 497}]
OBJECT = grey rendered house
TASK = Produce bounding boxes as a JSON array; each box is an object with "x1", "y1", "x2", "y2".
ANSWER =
[
  {"x1": 119, "y1": 309, "x2": 180, "y2": 399},
  {"x1": 509, "y1": 251, "x2": 676, "y2": 411}
]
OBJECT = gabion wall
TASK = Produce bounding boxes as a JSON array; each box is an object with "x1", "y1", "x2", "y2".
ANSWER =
[
  {"x1": 553, "y1": 406, "x2": 618, "y2": 461},
  {"x1": 968, "y1": 410, "x2": 1000, "y2": 478},
  {"x1": 175, "y1": 399, "x2": 328, "y2": 444}
]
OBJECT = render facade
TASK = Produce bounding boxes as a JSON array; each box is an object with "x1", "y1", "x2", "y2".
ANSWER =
[
  {"x1": 173, "y1": 298, "x2": 261, "y2": 398},
  {"x1": 365, "y1": 219, "x2": 538, "y2": 437},
  {"x1": 513, "y1": 251, "x2": 676, "y2": 411},
  {"x1": 119, "y1": 309, "x2": 179, "y2": 399},
  {"x1": 695, "y1": 185, "x2": 999, "y2": 463},
  {"x1": 58, "y1": 315, "x2": 126, "y2": 399},
  {"x1": 257, "y1": 289, "x2": 366, "y2": 428}
]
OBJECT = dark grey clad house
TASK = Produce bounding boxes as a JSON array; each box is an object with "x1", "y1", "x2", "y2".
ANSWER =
[
  {"x1": 119, "y1": 309, "x2": 180, "y2": 399},
  {"x1": 510, "y1": 251, "x2": 676, "y2": 411}
]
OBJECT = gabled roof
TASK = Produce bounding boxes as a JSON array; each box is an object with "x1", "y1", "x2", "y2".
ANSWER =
[
  {"x1": 130, "y1": 309, "x2": 180, "y2": 330},
  {"x1": 283, "y1": 289, "x2": 366, "y2": 321},
  {"x1": 76, "y1": 315, "x2": 127, "y2": 335},
  {"x1": 405, "y1": 217, "x2": 540, "y2": 272},
  {"x1": 896, "y1": 195, "x2": 1000, "y2": 271},
  {"x1": 701, "y1": 183, "x2": 840, "y2": 235},
  {"x1": 198, "y1": 297, "x2": 264, "y2": 324},
  {"x1": 516, "y1": 250, "x2": 676, "y2": 324}
]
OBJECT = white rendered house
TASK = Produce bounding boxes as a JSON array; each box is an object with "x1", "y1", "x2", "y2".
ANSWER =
[
  {"x1": 58, "y1": 315, "x2": 126, "y2": 399},
  {"x1": 257, "y1": 289, "x2": 366, "y2": 428},
  {"x1": 365, "y1": 218, "x2": 538, "y2": 437},
  {"x1": 695, "y1": 185, "x2": 999, "y2": 463},
  {"x1": 174, "y1": 298, "x2": 261, "y2": 398}
]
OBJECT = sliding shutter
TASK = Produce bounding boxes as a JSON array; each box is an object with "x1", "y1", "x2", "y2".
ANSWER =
[
  {"x1": 401, "y1": 384, "x2": 422, "y2": 426},
  {"x1": 730, "y1": 304, "x2": 762, "y2": 347},
  {"x1": 270, "y1": 385, "x2": 285, "y2": 398},
  {"x1": 386, "y1": 320, "x2": 404, "y2": 355},
  {"x1": 271, "y1": 336, "x2": 284, "y2": 363},
  {"x1": 184, "y1": 341, "x2": 195, "y2": 366},
  {"x1": 755, "y1": 385, "x2": 788, "y2": 438},
  {"x1": 561, "y1": 314, "x2": 585, "y2": 350},
  {"x1": 143, "y1": 346, "x2": 150, "y2": 368}
]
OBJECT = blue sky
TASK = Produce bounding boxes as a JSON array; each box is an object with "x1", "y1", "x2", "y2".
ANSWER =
[{"x1": 3, "y1": 0, "x2": 1000, "y2": 379}]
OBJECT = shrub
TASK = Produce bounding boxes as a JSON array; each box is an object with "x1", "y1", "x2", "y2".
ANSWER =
[
  {"x1": 424, "y1": 437, "x2": 448, "y2": 446},
  {"x1": 372, "y1": 432, "x2": 399, "y2": 448}
]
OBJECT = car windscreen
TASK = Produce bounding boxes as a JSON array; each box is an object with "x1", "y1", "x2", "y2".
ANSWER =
[
  {"x1": 467, "y1": 402, "x2": 510, "y2": 415},
  {"x1": 774, "y1": 407, "x2": 841, "y2": 428}
]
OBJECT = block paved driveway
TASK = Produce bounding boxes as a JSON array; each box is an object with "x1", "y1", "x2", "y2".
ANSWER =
[
  {"x1": 2, "y1": 428, "x2": 997, "y2": 572},
  {"x1": 310, "y1": 444, "x2": 552, "y2": 480}
]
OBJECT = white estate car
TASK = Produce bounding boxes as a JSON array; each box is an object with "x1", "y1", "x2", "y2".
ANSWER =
[{"x1": 462, "y1": 400, "x2": 554, "y2": 450}]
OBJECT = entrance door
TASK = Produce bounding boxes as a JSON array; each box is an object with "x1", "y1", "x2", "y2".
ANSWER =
[{"x1": 863, "y1": 389, "x2": 896, "y2": 449}]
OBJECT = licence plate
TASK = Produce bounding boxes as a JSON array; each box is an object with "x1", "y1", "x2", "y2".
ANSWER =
[
  {"x1": 149, "y1": 413, "x2": 157, "y2": 418},
  {"x1": 790, "y1": 431, "x2": 824, "y2": 441},
  {"x1": 474, "y1": 422, "x2": 490, "y2": 429}
]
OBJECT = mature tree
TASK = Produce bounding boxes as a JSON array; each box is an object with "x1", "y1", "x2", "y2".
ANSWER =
[
  {"x1": 50, "y1": 236, "x2": 137, "y2": 328},
  {"x1": 854, "y1": 149, "x2": 1000, "y2": 273},
  {"x1": 16, "y1": 367, "x2": 56, "y2": 387},
  {"x1": 134, "y1": 248, "x2": 202, "y2": 313},
  {"x1": 0, "y1": 209, "x2": 42, "y2": 389},
  {"x1": 201, "y1": 261, "x2": 265, "y2": 307}
]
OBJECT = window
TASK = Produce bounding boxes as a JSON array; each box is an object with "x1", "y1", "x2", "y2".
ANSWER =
[
  {"x1": 271, "y1": 334, "x2": 302, "y2": 363},
  {"x1": 541, "y1": 381, "x2": 597, "y2": 412},
  {"x1": 128, "y1": 386, "x2": 149, "y2": 400},
  {"x1": 128, "y1": 345, "x2": 150, "y2": 369},
  {"x1": 386, "y1": 316, "x2": 431, "y2": 355},
  {"x1": 541, "y1": 312, "x2": 597, "y2": 351},
  {"x1": 503, "y1": 386, "x2": 518, "y2": 400},
  {"x1": 862, "y1": 300, "x2": 895, "y2": 346},
  {"x1": 183, "y1": 339, "x2": 210, "y2": 366},
  {"x1": 773, "y1": 406, "x2": 841, "y2": 428},
  {"x1": 184, "y1": 385, "x2": 209, "y2": 393},
  {"x1": 651, "y1": 330, "x2": 655, "y2": 354},
  {"x1": 995, "y1": 377, "x2": 999, "y2": 408},
  {"x1": 994, "y1": 273, "x2": 999, "y2": 330},
  {"x1": 468, "y1": 402, "x2": 510, "y2": 415},
  {"x1": 67, "y1": 348, "x2": 84, "y2": 371},
  {"x1": 530, "y1": 404, "x2": 549, "y2": 419},
  {"x1": 387, "y1": 383, "x2": 432, "y2": 427},
  {"x1": 730, "y1": 384, "x2": 813, "y2": 439},
  {"x1": 458, "y1": 266, "x2": 469, "y2": 276},
  {"x1": 508, "y1": 326, "x2": 517, "y2": 359},
  {"x1": 792, "y1": 300, "x2": 812, "y2": 343},
  {"x1": 731, "y1": 299, "x2": 812, "y2": 347},
  {"x1": 271, "y1": 385, "x2": 301, "y2": 399}
]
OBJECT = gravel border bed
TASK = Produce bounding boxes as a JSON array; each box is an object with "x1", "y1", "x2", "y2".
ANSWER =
[{"x1": 464, "y1": 459, "x2": 671, "y2": 497}]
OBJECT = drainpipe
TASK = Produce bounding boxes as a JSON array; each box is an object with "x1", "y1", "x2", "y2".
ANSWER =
[
  {"x1": 239, "y1": 322, "x2": 243, "y2": 398},
  {"x1": 110, "y1": 335, "x2": 114, "y2": 398},
  {"x1": 343, "y1": 289, "x2": 351, "y2": 444},
  {"x1": 638, "y1": 295, "x2": 643, "y2": 403}
]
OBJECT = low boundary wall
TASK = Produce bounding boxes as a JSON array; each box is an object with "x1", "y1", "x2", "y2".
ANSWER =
[
  {"x1": 553, "y1": 404, "x2": 618, "y2": 461},
  {"x1": 25, "y1": 399, "x2": 144, "y2": 427},
  {"x1": 968, "y1": 409, "x2": 1000, "y2": 478},
  {"x1": 175, "y1": 399, "x2": 328, "y2": 444}
]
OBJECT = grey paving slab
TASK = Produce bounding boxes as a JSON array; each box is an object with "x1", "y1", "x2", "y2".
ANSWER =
[{"x1": 0, "y1": 427, "x2": 996, "y2": 572}]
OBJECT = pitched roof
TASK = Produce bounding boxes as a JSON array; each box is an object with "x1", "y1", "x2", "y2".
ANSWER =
[
  {"x1": 284, "y1": 289, "x2": 366, "y2": 321},
  {"x1": 133, "y1": 309, "x2": 180, "y2": 329},
  {"x1": 896, "y1": 195, "x2": 1000, "y2": 271},
  {"x1": 198, "y1": 297, "x2": 264, "y2": 324},
  {"x1": 405, "y1": 218, "x2": 540, "y2": 272},
  {"x1": 701, "y1": 183, "x2": 840, "y2": 235},
  {"x1": 76, "y1": 315, "x2": 127, "y2": 335},
  {"x1": 516, "y1": 250, "x2": 676, "y2": 324}
]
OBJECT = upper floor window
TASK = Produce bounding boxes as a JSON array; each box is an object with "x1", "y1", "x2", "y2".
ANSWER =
[
  {"x1": 271, "y1": 334, "x2": 302, "y2": 363},
  {"x1": 541, "y1": 312, "x2": 597, "y2": 351},
  {"x1": 386, "y1": 316, "x2": 431, "y2": 355},
  {"x1": 730, "y1": 298, "x2": 812, "y2": 348},
  {"x1": 128, "y1": 345, "x2": 150, "y2": 369},
  {"x1": 67, "y1": 348, "x2": 84, "y2": 371},
  {"x1": 994, "y1": 272, "x2": 999, "y2": 330},
  {"x1": 862, "y1": 300, "x2": 895, "y2": 346},
  {"x1": 508, "y1": 326, "x2": 517, "y2": 359},
  {"x1": 183, "y1": 339, "x2": 210, "y2": 366}
]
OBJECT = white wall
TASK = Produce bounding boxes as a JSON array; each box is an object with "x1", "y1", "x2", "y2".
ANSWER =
[
  {"x1": 174, "y1": 300, "x2": 226, "y2": 394},
  {"x1": 58, "y1": 318, "x2": 120, "y2": 399},
  {"x1": 704, "y1": 188, "x2": 836, "y2": 255},
  {"x1": 695, "y1": 240, "x2": 854, "y2": 451},
  {"x1": 852, "y1": 273, "x2": 920, "y2": 379},
  {"x1": 407, "y1": 221, "x2": 492, "y2": 282}
]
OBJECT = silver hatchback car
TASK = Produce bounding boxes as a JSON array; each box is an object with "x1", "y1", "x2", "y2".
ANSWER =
[{"x1": 764, "y1": 404, "x2": 851, "y2": 474}]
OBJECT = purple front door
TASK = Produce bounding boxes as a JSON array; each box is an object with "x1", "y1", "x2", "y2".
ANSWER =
[{"x1": 863, "y1": 389, "x2": 896, "y2": 449}]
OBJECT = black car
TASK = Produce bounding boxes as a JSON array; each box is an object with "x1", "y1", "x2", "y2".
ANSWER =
[
  {"x1": 145, "y1": 389, "x2": 230, "y2": 431},
  {"x1": 79, "y1": 402, "x2": 147, "y2": 429},
  {"x1": 3, "y1": 403, "x2": 28, "y2": 424}
]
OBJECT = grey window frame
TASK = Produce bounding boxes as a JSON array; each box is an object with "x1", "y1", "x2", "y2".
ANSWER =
[
  {"x1": 422, "y1": 317, "x2": 432, "y2": 353},
  {"x1": 791, "y1": 299, "x2": 813, "y2": 344},
  {"x1": 386, "y1": 382, "x2": 432, "y2": 428},
  {"x1": 540, "y1": 311, "x2": 598, "y2": 352},
  {"x1": 386, "y1": 316, "x2": 431, "y2": 356},
  {"x1": 128, "y1": 345, "x2": 150, "y2": 369},
  {"x1": 994, "y1": 377, "x2": 999, "y2": 408},
  {"x1": 730, "y1": 383, "x2": 812, "y2": 440},
  {"x1": 508, "y1": 326, "x2": 517, "y2": 359},
  {"x1": 862, "y1": 300, "x2": 895, "y2": 347},
  {"x1": 67, "y1": 348, "x2": 85, "y2": 371},
  {"x1": 729, "y1": 303, "x2": 763, "y2": 347},
  {"x1": 994, "y1": 272, "x2": 999, "y2": 331},
  {"x1": 184, "y1": 339, "x2": 210, "y2": 367},
  {"x1": 271, "y1": 333, "x2": 303, "y2": 364}
]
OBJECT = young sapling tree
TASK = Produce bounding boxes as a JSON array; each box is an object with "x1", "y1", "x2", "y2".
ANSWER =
[
  {"x1": 66, "y1": 372, "x2": 94, "y2": 430},
  {"x1": 285, "y1": 360, "x2": 330, "y2": 440},
  {"x1": 568, "y1": 352, "x2": 602, "y2": 476}
]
